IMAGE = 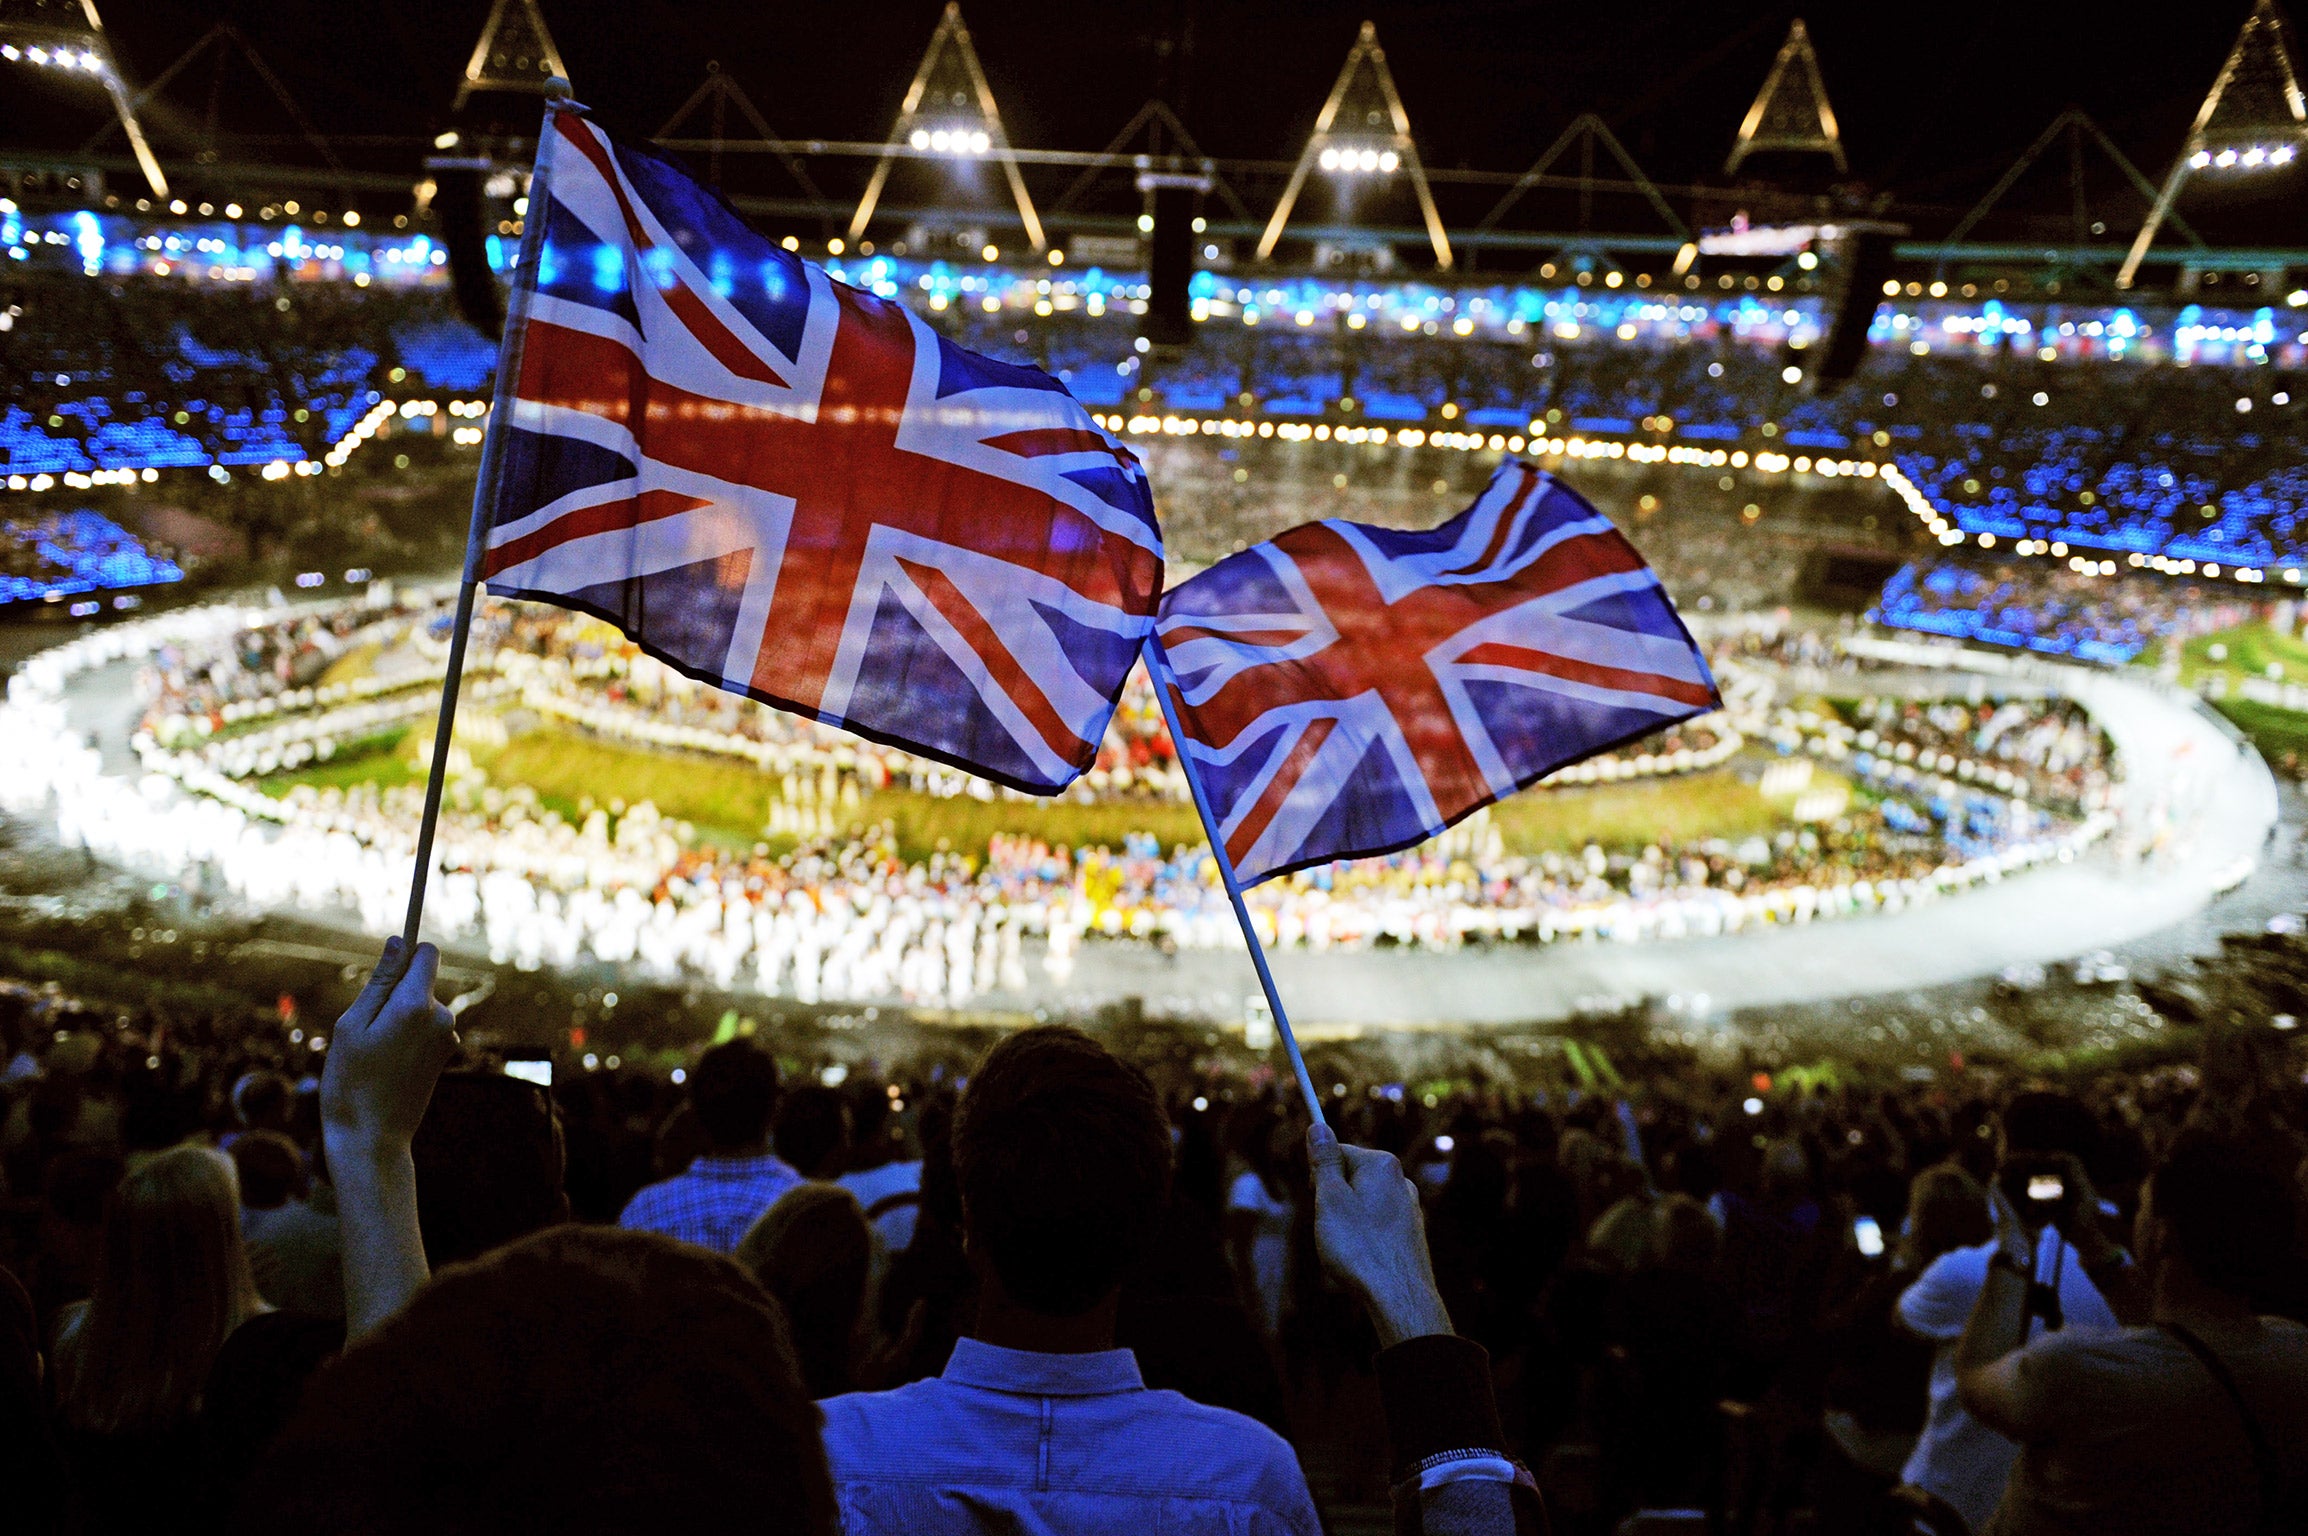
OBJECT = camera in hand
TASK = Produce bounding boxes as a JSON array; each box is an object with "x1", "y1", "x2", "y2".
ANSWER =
[{"x1": 1999, "y1": 1157, "x2": 2080, "y2": 1230}]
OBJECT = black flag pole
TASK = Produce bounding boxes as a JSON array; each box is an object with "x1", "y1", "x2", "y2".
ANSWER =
[
  {"x1": 398, "y1": 79, "x2": 571, "y2": 961},
  {"x1": 1144, "y1": 637, "x2": 1327, "y2": 1125}
]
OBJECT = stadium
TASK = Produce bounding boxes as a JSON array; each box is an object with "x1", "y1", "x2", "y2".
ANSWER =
[
  {"x1": 0, "y1": 0, "x2": 2296, "y2": 1034},
  {"x1": 2, "y1": 6, "x2": 2307, "y2": 1535}
]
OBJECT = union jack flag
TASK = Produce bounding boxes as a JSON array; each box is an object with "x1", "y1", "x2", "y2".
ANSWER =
[
  {"x1": 1153, "y1": 462, "x2": 1718, "y2": 884},
  {"x1": 479, "y1": 109, "x2": 1163, "y2": 793}
]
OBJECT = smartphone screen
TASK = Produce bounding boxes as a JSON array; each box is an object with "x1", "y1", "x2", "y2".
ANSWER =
[
  {"x1": 503, "y1": 1051, "x2": 552, "y2": 1087},
  {"x1": 1854, "y1": 1215, "x2": 1885, "y2": 1258}
]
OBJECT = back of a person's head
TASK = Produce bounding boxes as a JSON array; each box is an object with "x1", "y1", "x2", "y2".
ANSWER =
[
  {"x1": 1761, "y1": 1138, "x2": 1812, "y2": 1202},
  {"x1": 1904, "y1": 1161, "x2": 1993, "y2": 1269},
  {"x1": 691, "y1": 1040, "x2": 780, "y2": 1153},
  {"x1": 232, "y1": 1070, "x2": 293, "y2": 1133},
  {"x1": 2001, "y1": 1090, "x2": 2098, "y2": 1160},
  {"x1": 953, "y1": 1026, "x2": 1170, "y2": 1316},
  {"x1": 774, "y1": 1086, "x2": 853, "y2": 1179},
  {"x1": 1649, "y1": 1192, "x2": 1720, "y2": 1275},
  {"x1": 2148, "y1": 1132, "x2": 2299, "y2": 1300},
  {"x1": 738, "y1": 1185, "x2": 871, "y2": 1399},
  {"x1": 231, "y1": 1130, "x2": 305, "y2": 1211},
  {"x1": 61, "y1": 1144, "x2": 251, "y2": 1433},
  {"x1": 239, "y1": 1227, "x2": 836, "y2": 1536},
  {"x1": 412, "y1": 1074, "x2": 568, "y2": 1268}
]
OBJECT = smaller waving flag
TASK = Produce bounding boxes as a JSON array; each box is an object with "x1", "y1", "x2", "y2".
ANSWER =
[
  {"x1": 1152, "y1": 461, "x2": 1718, "y2": 884},
  {"x1": 480, "y1": 107, "x2": 1162, "y2": 794}
]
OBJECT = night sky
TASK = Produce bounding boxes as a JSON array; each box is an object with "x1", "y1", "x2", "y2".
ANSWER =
[{"x1": 0, "y1": 1, "x2": 2290, "y2": 243}]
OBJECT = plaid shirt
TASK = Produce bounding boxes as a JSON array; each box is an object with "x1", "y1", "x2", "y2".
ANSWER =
[{"x1": 617, "y1": 1152, "x2": 803, "y2": 1254}]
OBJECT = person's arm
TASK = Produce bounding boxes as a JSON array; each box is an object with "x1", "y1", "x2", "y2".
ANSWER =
[
  {"x1": 1953, "y1": 1187, "x2": 2039, "y2": 1438},
  {"x1": 2056, "y1": 1157, "x2": 2148, "y2": 1326},
  {"x1": 1309, "y1": 1126, "x2": 1546, "y2": 1536},
  {"x1": 319, "y1": 938, "x2": 459, "y2": 1339}
]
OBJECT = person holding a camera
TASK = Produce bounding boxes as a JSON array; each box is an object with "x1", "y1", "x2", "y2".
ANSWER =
[
  {"x1": 1894, "y1": 1093, "x2": 2128, "y2": 1531},
  {"x1": 1951, "y1": 1129, "x2": 2306, "y2": 1535}
]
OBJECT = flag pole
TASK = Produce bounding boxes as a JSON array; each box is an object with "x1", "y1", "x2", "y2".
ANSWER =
[
  {"x1": 1143, "y1": 637, "x2": 1327, "y2": 1126},
  {"x1": 398, "y1": 80, "x2": 570, "y2": 959}
]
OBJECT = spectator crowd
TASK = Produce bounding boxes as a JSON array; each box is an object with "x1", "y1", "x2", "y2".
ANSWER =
[{"x1": 1, "y1": 903, "x2": 2304, "y2": 1533}]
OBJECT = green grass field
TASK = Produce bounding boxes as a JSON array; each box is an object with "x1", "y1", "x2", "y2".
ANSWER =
[
  {"x1": 256, "y1": 728, "x2": 422, "y2": 797},
  {"x1": 1491, "y1": 766, "x2": 1796, "y2": 855},
  {"x1": 2153, "y1": 621, "x2": 2308, "y2": 689},
  {"x1": 2212, "y1": 698, "x2": 2308, "y2": 768},
  {"x1": 259, "y1": 717, "x2": 1810, "y2": 863}
]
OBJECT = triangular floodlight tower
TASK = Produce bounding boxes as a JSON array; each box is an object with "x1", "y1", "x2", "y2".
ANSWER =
[
  {"x1": 1048, "y1": 98, "x2": 1253, "y2": 223},
  {"x1": 657, "y1": 61, "x2": 828, "y2": 206},
  {"x1": 453, "y1": 0, "x2": 568, "y2": 112},
  {"x1": 78, "y1": 23, "x2": 344, "y2": 192},
  {"x1": 1724, "y1": 18, "x2": 1846, "y2": 176},
  {"x1": 1474, "y1": 113, "x2": 1690, "y2": 245},
  {"x1": 1257, "y1": 20, "x2": 1451, "y2": 269},
  {"x1": 1940, "y1": 107, "x2": 2201, "y2": 255},
  {"x1": 0, "y1": 0, "x2": 167, "y2": 196},
  {"x1": 2119, "y1": 0, "x2": 2307, "y2": 288},
  {"x1": 847, "y1": 3, "x2": 1044, "y2": 252}
]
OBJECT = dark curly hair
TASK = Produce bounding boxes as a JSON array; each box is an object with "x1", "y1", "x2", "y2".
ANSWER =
[
  {"x1": 240, "y1": 1226, "x2": 835, "y2": 1536},
  {"x1": 953, "y1": 1026, "x2": 1172, "y2": 1317}
]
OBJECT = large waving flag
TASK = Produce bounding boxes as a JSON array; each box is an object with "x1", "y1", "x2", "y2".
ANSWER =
[
  {"x1": 479, "y1": 108, "x2": 1163, "y2": 793},
  {"x1": 1153, "y1": 461, "x2": 1718, "y2": 884}
]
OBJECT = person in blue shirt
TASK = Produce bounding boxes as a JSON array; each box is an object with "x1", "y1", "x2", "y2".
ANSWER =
[
  {"x1": 618, "y1": 1038, "x2": 802, "y2": 1254},
  {"x1": 816, "y1": 1025, "x2": 1322, "y2": 1534},
  {"x1": 274, "y1": 939, "x2": 1541, "y2": 1536}
]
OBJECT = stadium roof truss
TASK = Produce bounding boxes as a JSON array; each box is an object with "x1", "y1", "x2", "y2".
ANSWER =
[
  {"x1": 1474, "y1": 112, "x2": 1691, "y2": 250},
  {"x1": 77, "y1": 22, "x2": 346, "y2": 196},
  {"x1": 1937, "y1": 107, "x2": 2200, "y2": 266},
  {"x1": 1047, "y1": 97, "x2": 1254, "y2": 224},
  {"x1": 657, "y1": 61, "x2": 828, "y2": 206},
  {"x1": 454, "y1": 0, "x2": 569, "y2": 112},
  {"x1": 1725, "y1": 18, "x2": 1846, "y2": 177},
  {"x1": 0, "y1": 0, "x2": 166, "y2": 196},
  {"x1": 847, "y1": 2, "x2": 1045, "y2": 252},
  {"x1": 1256, "y1": 20, "x2": 1452, "y2": 270},
  {"x1": 2120, "y1": 0, "x2": 2308, "y2": 288}
]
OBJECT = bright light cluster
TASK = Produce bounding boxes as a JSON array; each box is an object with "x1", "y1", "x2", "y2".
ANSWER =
[
  {"x1": 0, "y1": 43, "x2": 106, "y2": 74},
  {"x1": 1088, "y1": 411, "x2": 1886, "y2": 487},
  {"x1": 1881, "y1": 463, "x2": 2288, "y2": 589},
  {"x1": 10, "y1": 467, "x2": 155, "y2": 492},
  {"x1": 321, "y1": 400, "x2": 399, "y2": 470},
  {"x1": 2189, "y1": 144, "x2": 2298, "y2": 169},
  {"x1": 908, "y1": 125, "x2": 992, "y2": 156},
  {"x1": 1318, "y1": 144, "x2": 1400, "y2": 175}
]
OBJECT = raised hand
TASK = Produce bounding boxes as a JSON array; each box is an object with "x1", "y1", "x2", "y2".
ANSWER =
[
  {"x1": 321, "y1": 938, "x2": 459, "y2": 1158},
  {"x1": 1307, "y1": 1124, "x2": 1453, "y2": 1348},
  {"x1": 322, "y1": 938, "x2": 458, "y2": 1338}
]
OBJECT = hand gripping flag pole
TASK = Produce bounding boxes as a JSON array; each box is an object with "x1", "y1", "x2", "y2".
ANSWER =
[
  {"x1": 1144, "y1": 636, "x2": 1328, "y2": 1126},
  {"x1": 400, "y1": 80, "x2": 570, "y2": 957}
]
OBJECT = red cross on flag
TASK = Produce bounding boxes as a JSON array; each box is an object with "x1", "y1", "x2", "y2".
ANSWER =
[{"x1": 479, "y1": 108, "x2": 1163, "y2": 793}]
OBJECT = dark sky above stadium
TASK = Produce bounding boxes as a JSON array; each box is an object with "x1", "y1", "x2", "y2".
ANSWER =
[{"x1": 2, "y1": 1, "x2": 2283, "y2": 236}]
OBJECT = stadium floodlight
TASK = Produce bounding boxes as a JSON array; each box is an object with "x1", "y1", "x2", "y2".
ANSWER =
[
  {"x1": 454, "y1": 0, "x2": 569, "y2": 111},
  {"x1": 1725, "y1": 19, "x2": 1847, "y2": 177},
  {"x1": 909, "y1": 126, "x2": 992, "y2": 157},
  {"x1": 2120, "y1": 0, "x2": 2307, "y2": 287},
  {"x1": 1257, "y1": 20, "x2": 1451, "y2": 270},
  {"x1": 848, "y1": 3, "x2": 1044, "y2": 252},
  {"x1": 1316, "y1": 143, "x2": 1399, "y2": 176},
  {"x1": 0, "y1": 0, "x2": 167, "y2": 197}
]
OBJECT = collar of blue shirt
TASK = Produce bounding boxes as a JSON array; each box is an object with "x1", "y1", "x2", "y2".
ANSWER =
[
  {"x1": 689, "y1": 1152, "x2": 795, "y2": 1179},
  {"x1": 940, "y1": 1337, "x2": 1145, "y2": 1397}
]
